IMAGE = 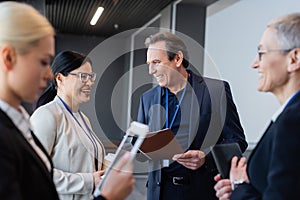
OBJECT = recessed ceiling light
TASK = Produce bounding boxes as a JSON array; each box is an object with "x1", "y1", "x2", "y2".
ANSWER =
[{"x1": 90, "y1": 6, "x2": 104, "y2": 26}]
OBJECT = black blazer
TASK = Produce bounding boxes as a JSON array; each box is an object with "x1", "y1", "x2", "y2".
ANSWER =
[
  {"x1": 231, "y1": 92, "x2": 300, "y2": 200},
  {"x1": 137, "y1": 70, "x2": 247, "y2": 200},
  {"x1": 0, "y1": 109, "x2": 59, "y2": 200}
]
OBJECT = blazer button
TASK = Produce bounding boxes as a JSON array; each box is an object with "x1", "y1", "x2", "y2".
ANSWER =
[{"x1": 157, "y1": 182, "x2": 161, "y2": 186}]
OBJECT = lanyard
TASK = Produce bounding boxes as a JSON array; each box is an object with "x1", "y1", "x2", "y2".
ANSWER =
[
  {"x1": 165, "y1": 82, "x2": 187, "y2": 129},
  {"x1": 58, "y1": 96, "x2": 99, "y2": 171}
]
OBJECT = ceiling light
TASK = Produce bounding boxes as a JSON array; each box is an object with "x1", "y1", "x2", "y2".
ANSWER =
[{"x1": 90, "y1": 6, "x2": 104, "y2": 26}]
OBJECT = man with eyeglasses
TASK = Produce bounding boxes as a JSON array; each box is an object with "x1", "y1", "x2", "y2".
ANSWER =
[{"x1": 214, "y1": 13, "x2": 300, "y2": 200}]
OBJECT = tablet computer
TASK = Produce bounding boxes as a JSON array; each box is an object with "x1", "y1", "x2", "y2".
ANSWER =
[{"x1": 211, "y1": 143, "x2": 243, "y2": 178}]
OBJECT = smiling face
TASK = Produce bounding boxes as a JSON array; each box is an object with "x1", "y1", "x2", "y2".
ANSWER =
[
  {"x1": 58, "y1": 61, "x2": 94, "y2": 108},
  {"x1": 251, "y1": 27, "x2": 290, "y2": 95},
  {"x1": 6, "y1": 34, "x2": 54, "y2": 106},
  {"x1": 147, "y1": 41, "x2": 181, "y2": 89}
]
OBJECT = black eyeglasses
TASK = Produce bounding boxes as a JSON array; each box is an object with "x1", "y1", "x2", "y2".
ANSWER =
[
  {"x1": 257, "y1": 48, "x2": 292, "y2": 61},
  {"x1": 68, "y1": 72, "x2": 97, "y2": 83}
]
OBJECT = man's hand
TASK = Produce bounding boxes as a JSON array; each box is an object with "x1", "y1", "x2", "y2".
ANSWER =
[{"x1": 172, "y1": 150, "x2": 205, "y2": 170}]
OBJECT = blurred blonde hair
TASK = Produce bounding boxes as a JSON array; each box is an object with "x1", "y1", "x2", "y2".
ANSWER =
[{"x1": 0, "y1": 1, "x2": 54, "y2": 54}]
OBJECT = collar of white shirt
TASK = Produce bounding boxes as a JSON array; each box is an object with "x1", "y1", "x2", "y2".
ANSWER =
[
  {"x1": 0, "y1": 99, "x2": 51, "y2": 171},
  {"x1": 271, "y1": 91, "x2": 298, "y2": 122}
]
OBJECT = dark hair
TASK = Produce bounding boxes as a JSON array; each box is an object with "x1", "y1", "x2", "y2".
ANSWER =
[
  {"x1": 35, "y1": 50, "x2": 91, "y2": 109},
  {"x1": 145, "y1": 32, "x2": 189, "y2": 68}
]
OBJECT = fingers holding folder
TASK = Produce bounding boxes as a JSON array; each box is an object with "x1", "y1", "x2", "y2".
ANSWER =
[{"x1": 139, "y1": 128, "x2": 184, "y2": 160}]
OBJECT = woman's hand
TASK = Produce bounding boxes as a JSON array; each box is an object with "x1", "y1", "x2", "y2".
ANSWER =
[
  {"x1": 214, "y1": 174, "x2": 232, "y2": 200},
  {"x1": 214, "y1": 156, "x2": 249, "y2": 200},
  {"x1": 93, "y1": 170, "x2": 105, "y2": 190},
  {"x1": 230, "y1": 156, "x2": 249, "y2": 183}
]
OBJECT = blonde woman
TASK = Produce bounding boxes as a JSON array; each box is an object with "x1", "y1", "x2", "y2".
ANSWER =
[
  {"x1": 0, "y1": 2, "x2": 133, "y2": 200},
  {"x1": 0, "y1": 2, "x2": 59, "y2": 199}
]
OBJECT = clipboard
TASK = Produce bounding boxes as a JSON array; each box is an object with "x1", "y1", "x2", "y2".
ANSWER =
[
  {"x1": 139, "y1": 128, "x2": 183, "y2": 160},
  {"x1": 93, "y1": 121, "x2": 148, "y2": 198},
  {"x1": 210, "y1": 143, "x2": 243, "y2": 178}
]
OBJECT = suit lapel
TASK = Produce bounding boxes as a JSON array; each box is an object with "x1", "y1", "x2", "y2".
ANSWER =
[
  {"x1": 249, "y1": 92, "x2": 300, "y2": 162},
  {"x1": 0, "y1": 109, "x2": 53, "y2": 182},
  {"x1": 201, "y1": 77, "x2": 226, "y2": 150},
  {"x1": 247, "y1": 121, "x2": 273, "y2": 163},
  {"x1": 31, "y1": 132, "x2": 54, "y2": 175},
  {"x1": 187, "y1": 72, "x2": 204, "y2": 147},
  {"x1": 14, "y1": 129, "x2": 52, "y2": 180}
]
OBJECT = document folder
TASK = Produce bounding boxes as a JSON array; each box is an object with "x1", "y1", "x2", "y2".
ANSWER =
[{"x1": 139, "y1": 128, "x2": 184, "y2": 160}]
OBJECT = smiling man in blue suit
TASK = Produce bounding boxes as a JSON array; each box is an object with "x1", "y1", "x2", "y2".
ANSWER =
[{"x1": 137, "y1": 32, "x2": 248, "y2": 200}]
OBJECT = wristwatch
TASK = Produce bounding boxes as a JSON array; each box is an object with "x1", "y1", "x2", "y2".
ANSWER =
[{"x1": 231, "y1": 178, "x2": 247, "y2": 191}]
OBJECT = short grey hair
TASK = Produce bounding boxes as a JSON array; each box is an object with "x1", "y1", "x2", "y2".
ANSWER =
[
  {"x1": 145, "y1": 32, "x2": 190, "y2": 68},
  {"x1": 268, "y1": 13, "x2": 300, "y2": 50}
]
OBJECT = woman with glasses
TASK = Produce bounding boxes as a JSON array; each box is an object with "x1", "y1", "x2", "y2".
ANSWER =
[
  {"x1": 30, "y1": 50, "x2": 106, "y2": 200},
  {"x1": 214, "y1": 13, "x2": 300, "y2": 200}
]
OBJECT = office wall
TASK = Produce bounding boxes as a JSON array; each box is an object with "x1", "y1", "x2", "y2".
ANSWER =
[
  {"x1": 204, "y1": 0, "x2": 300, "y2": 146},
  {"x1": 55, "y1": 34, "x2": 105, "y2": 55}
]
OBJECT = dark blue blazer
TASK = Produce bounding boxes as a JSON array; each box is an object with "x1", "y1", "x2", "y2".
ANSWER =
[
  {"x1": 0, "y1": 109, "x2": 59, "y2": 200},
  {"x1": 231, "y1": 92, "x2": 300, "y2": 200},
  {"x1": 137, "y1": 71, "x2": 247, "y2": 200}
]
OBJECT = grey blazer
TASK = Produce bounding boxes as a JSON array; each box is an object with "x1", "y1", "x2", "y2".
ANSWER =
[{"x1": 31, "y1": 96, "x2": 105, "y2": 200}]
